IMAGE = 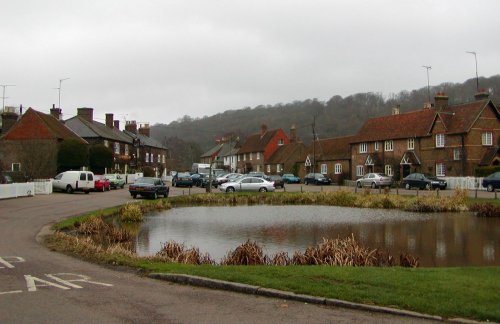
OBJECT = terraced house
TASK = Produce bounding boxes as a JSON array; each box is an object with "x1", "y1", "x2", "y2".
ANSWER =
[{"x1": 350, "y1": 92, "x2": 500, "y2": 180}]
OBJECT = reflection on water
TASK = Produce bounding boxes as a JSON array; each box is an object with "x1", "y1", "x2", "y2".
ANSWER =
[{"x1": 135, "y1": 205, "x2": 500, "y2": 267}]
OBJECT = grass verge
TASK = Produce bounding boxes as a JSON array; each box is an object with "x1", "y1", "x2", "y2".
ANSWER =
[{"x1": 46, "y1": 192, "x2": 499, "y2": 321}]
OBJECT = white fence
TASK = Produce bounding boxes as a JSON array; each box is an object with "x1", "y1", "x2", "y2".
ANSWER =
[
  {"x1": 104, "y1": 173, "x2": 143, "y2": 184},
  {"x1": 346, "y1": 176, "x2": 486, "y2": 190},
  {"x1": 34, "y1": 179, "x2": 53, "y2": 195},
  {"x1": 0, "y1": 183, "x2": 35, "y2": 200}
]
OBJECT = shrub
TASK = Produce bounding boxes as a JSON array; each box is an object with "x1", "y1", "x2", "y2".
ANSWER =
[
  {"x1": 470, "y1": 203, "x2": 500, "y2": 217},
  {"x1": 119, "y1": 203, "x2": 144, "y2": 222}
]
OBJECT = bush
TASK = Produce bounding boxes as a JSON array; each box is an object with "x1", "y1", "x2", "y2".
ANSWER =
[
  {"x1": 475, "y1": 166, "x2": 500, "y2": 177},
  {"x1": 470, "y1": 203, "x2": 500, "y2": 217},
  {"x1": 119, "y1": 203, "x2": 144, "y2": 222}
]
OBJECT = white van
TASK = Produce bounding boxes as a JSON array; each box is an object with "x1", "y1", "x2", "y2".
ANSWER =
[{"x1": 52, "y1": 171, "x2": 95, "y2": 194}]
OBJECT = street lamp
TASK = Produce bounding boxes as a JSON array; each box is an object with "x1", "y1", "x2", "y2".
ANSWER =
[
  {"x1": 58, "y1": 78, "x2": 70, "y2": 108},
  {"x1": 466, "y1": 51, "x2": 479, "y2": 91},
  {"x1": 1, "y1": 84, "x2": 16, "y2": 111}
]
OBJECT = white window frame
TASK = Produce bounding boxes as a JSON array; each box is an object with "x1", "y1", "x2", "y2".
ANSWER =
[
  {"x1": 320, "y1": 164, "x2": 327, "y2": 174},
  {"x1": 384, "y1": 140, "x2": 393, "y2": 152},
  {"x1": 374, "y1": 142, "x2": 379, "y2": 151},
  {"x1": 249, "y1": 153, "x2": 253, "y2": 161},
  {"x1": 125, "y1": 144, "x2": 129, "y2": 156},
  {"x1": 359, "y1": 143, "x2": 367, "y2": 153},
  {"x1": 436, "y1": 133, "x2": 445, "y2": 148},
  {"x1": 114, "y1": 142, "x2": 120, "y2": 154},
  {"x1": 162, "y1": 155, "x2": 166, "y2": 163},
  {"x1": 385, "y1": 165, "x2": 393, "y2": 176},
  {"x1": 256, "y1": 152, "x2": 261, "y2": 160},
  {"x1": 356, "y1": 165, "x2": 364, "y2": 177},
  {"x1": 482, "y1": 132, "x2": 493, "y2": 146},
  {"x1": 334, "y1": 163, "x2": 342, "y2": 174},
  {"x1": 238, "y1": 155, "x2": 240, "y2": 162},
  {"x1": 145, "y1": 152, "x2": 149, "y2": 163},
  {"x1": 103, "y1": 140, "x2": 109, "y2": 148},
  {"x1": 453, "y1": 148, "x2": 461, "y2": 161},
  {"x1": 267, "y1": 165, "x2": 271, "y2": 173},
  {"x1": 436, "y1": 163, "x2": 446, "y2": 177},
  {"x1": 158, "y1": 154, "x2": 161, "y2": 163},
  {"x1": 11, "y1": 162, "x2": 21, "y2": 172},
  {"x1": 278, "y1": 139, "x2": 284, "y2": 146},
  {"x1": 407, "y1": 138, "x2": 415, "y2": 150}
]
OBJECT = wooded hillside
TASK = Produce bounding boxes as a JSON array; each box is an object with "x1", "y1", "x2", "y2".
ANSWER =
[{"x1": 152, "y1": 75, "x2": 500, "y2": 170}]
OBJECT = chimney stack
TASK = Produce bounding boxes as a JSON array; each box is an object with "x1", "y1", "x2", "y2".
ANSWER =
[
  {"x1": 434, "y1": 92, "x2": 449, "y2": 111},
  {"x1": 392, "y1": 105, "x2": 400, "y2": 115},
  {"x1": 105, "y1": 113, "x2": 114, "y2": 128},
  {"x1": 113, "y1": 120, "x2": 120, "y2": 129},
  {"x1": 77, "y1": 107, "x2": 94, "y2": 122},
  {"x1": 50, "y1": 104, "x2": 62, "y2": 120},
  {"x1": 474, "y1": 89, "x2": 490, "y2": 101},
  {"x1": 125, "y1": 120, "x2": 137, "y2": 134},
  {"x1": 290, "y1": 124, "x2": 297, "y2": 143},
  {"x1": 260, "y1": 124, "x2": 268, "y2": 137},
  {"x1": 1, "y1": 107, "x2": 19, "y2": 134},
  {"x1": 138, "y1": 123, "x2": 150, "y2": 137}
]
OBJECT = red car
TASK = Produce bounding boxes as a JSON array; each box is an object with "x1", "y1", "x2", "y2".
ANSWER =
[{"x1": 94, "y1": 175, "x2": 111, "y2": 192}]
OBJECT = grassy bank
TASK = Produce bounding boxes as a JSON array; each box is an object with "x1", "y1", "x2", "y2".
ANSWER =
[{"x1": 47, "y1": 191, "x2": 499, "y2": 321}]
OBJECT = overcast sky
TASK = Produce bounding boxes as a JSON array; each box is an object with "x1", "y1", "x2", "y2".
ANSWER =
[{"x1": 2, "y1": 0, "x2": 500, "y2": 126}]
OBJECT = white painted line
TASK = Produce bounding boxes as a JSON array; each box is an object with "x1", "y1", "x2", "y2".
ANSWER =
[
  {"x1": 0, "y1": 290, "x2": 23, "y2": 295},
  {"x1": 24, "y1": 275, "x2": 71, "y2": 292},
  {"x1": 46, "y1": 273, "x2": 113, "y2": 288},
  {"x1": 0, "y1": 256, "x2": 25, "y2": 269}
]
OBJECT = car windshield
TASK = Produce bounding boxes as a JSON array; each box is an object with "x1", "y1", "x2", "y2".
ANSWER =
[
  {"x1": 135, "y1": 177, "x2": 155, "y2": 184},
  {"x1": 283, "y1": 174, "x2": 293, "y2": 177},
  {"x1": 177, "y1": 173, "x2": 190, "y2": 177},
  {"x1": 376, "y1": 173, "x2": 387, "y2": 177},
  {"x1": 270, "y1": 175, "x2": 281, "y2": 180},
  {"x1": 423, "y1": 174, "x2": 438, "y2": 180}
]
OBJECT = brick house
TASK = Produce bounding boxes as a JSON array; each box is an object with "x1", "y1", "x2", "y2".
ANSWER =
[
  {"x1": 350, "y1": 92, "x2": 500, "y2": 180},
  {"x1": 265, "y1": 125, "x2": 306, "y2": 175},
  {"x1": 236, "y1": 125, "x2": 289, "y2": 173},
  {"x1": 297, "y1": 135, "x2": 354, "y2": 184},
  {"x1": 200, "y1": 137, "x2": 240, "y2": 172},
  {"x1": 123, "y1": 121, "x2": 169, "y2": 177},
  {"x1": 0, "y1": 107, "x2": 87, "y2": 179}
]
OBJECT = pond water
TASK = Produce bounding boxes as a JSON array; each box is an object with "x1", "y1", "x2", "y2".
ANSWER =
[{"x1": 135, "y1": 206, "x2": 499, "y2": 267}]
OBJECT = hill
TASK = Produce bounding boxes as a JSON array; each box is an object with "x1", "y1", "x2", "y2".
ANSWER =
[{"x1": 152, "y1": 75, "x2": 500, "y2": 170}]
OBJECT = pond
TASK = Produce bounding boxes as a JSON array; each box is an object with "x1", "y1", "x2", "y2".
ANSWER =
[{"x1": 135, "y1": 206, "x2": 499, "y2": 267}]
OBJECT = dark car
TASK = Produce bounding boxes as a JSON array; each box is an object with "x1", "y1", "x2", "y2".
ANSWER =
[
  {"x1": 190, "y1": 173, "x2": 204, "y2": 187},
  {"x1": 198, "y1": 173, "x2": 218, "y2": 188},
  {"x1": 282, "y1": 173, "x2": 300, "y2": 184},
  {"x1": 402, "y1": 173, "x2": 447, "y2": 190},
  {"x1": 129, "y1": 177, "x2": 169, "y2": 199},
  {"x1": 482, "y1": 172, "x2": 500, "y2": 192},
  {"x1": 172, "y1": 172, "x2": 193, "y2": 187},
  {"x1": 1, "y1": 174, "x2": 13, "y2": 184},
  {"x1": 304, "y1": 173, "x2": 331, "y2": 185},
  {"x1": 269, "y1": 175, "x2": 285, "y2": 188}
]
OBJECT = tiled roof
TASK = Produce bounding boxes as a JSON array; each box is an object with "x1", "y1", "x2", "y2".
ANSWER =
[
  {"x1": 302, "y1": 135, "x2": 355, "y2": 161},
  {"x1": 352, "y1": 110, "x2": 436, "y2": 143},
  {"x1": 237, "y1": 129, "x2": 279, "y2": 154},
  {"x1": 123, "y1": 130, "x2": 167, "y2": 149},
  {"x1": 200, "y1": 143, "x2": 224, "y2": 158},
  {"x1": 65, "y1": 116, "x2": 132, "y2": 144},
  {"x1": 1, "y1": 108, "x2": 87, "y2": 143},
  {"x1": 439, "y1": 100, "x2": 494, "y2": 134},
  {"x1": 267, "y1": 142, "x2": 306, "y2": 164}
]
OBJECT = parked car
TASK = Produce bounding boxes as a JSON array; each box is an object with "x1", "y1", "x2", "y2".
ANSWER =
[
  {"x1": 282, "y1": 173, "x2": 300, "y2": 184},
  {"x1": 199, "y1": 173, "x2": 218, "y2": 188},
  {"x1": 172, "y1": 172, "x2": 193, "y2": 187},
  {"x1": 269, "y1": 175, "x2": 285, "y2": 188},
  {"x1": 246, "y1": 171, "x2": 271, "y2": 181},
  {"x1": 402, "y1": 173, "x2": 447, "y2": 190},
  {"x1": 94, "y1": 175, "x2": 111, "y2": 192},
  {"x1": 52, "y1": 171, "x2": 95, "y2": 194},
  {"x1": 129, "y1": 177, "x2": 169, "y2": 199},
  {"x1": 1, "y1": 174, "x2": 13, "y2": 184},
  {"x1": 190, "y1": 173, "x2": 204, "y2": 187},
  {"x1": 106, "y1": 173, "x2": 125, "y2": 189},
  {"x1": 216, "y1": 173, "x2": 242, "y2": 185},
  {"x1": 482, "y1": 172, "x2": 500, "y2": 192},
  {"x1": 219, "y1": 176, "x2": 275, "y2": 193},
  {"x1": 303, "y1": 173, "x2": 331, "y2": 185},
  {"x1": 356, "y1": 173, "x2": 393, "y2": 188}
]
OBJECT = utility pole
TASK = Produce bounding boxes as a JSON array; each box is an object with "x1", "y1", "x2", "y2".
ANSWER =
[
  {"x1": 466, "y1": 51, "x2": 479, "y2": 91},
  {"x1": 58, "y1": 78, "x2": 70, "y2": 108},
  {"x1": 422, "y1": 66, "x2": 431, "y2": 103},
  {"x1": 312, "y1": 115, "x2": 316, "y2": 174},
  {"x1": 1, "y1": 84, "x2": 16, "y2": 111}
]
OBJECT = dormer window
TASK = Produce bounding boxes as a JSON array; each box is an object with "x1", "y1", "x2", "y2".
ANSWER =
[{"x1": 278, "y1": 139, "x2": 284, "y2": 146}]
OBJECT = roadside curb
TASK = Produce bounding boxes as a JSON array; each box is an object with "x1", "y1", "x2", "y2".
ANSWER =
[{"x1": 149, "y1": 273, "x2": 481, "y2": 323}]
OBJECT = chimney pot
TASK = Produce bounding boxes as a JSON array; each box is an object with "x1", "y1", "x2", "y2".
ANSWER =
[
  {"x1": 125, "y1": 120, "x2": 137, "y2": 134},
  {"x1": 113, "y1": 120, "x2": 120, "y2": 129},
  {"x1": 105, "y1": 113, "x2": 114, "y2": 128},
  {"x1": 50, "y1": 107, "x2": 62, "y2": 120},
  {"x1": 474, "y1": 89, "x2": 490, "y2": 101},
  {"x1": 77, "y1": 107, "x2": 94, "y2": 122},
  {"x1": 434, "y1": 92, "x2": 449, "y2": 111}
]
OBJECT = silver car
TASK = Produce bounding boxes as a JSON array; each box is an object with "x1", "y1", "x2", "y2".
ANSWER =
[
  {"x1": 219, "y1": 176, "x2": 275, "y2": 193},
  {"x1": 356, "y1": 173, "x2": 393, "y2": 188}
]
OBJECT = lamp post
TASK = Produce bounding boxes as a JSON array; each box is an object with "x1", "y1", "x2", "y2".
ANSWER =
[
  {"x1": 422, "y1": 66, "x2": 431, "y2": 103},
  {"x1": 466, "y1": 51, "x2": 479, "y2": 91},
  {"x1": 58, "y1": 78, "x2": 70, "y2": 108},
  {"x1": 1, "y1": 84, "x2": 16, "y2": 111}
]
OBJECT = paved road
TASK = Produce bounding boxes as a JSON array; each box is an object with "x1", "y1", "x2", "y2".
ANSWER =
[{"x1": 0, "y1": 186, "x2": 441, "y2": 323}]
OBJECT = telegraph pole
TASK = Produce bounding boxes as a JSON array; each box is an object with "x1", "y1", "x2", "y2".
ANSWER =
[
  {"x1": 312, "y1": 116, "x2": 316, "y2": 174},
  {"x1": 1, "y1": 84, "x2": 16, "y2": 110},
  {"x1": 466, "y1": 51, "x2": 479, "y2": 91},
  {"x1": 422, "y1": 66, "x2": 431, "y2": 103}
]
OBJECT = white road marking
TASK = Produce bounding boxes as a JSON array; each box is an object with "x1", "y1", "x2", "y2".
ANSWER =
[
  {"x1": 0, "y1": 256, "x2": 25, "y2": 269},
  {"x1": 45, "y1": 273, "x2": 113, "y2": 288},
  {"x1": 0, "y1": 290, "x2": 23, "y2": 295},
  {"x1": 24, "y1": 275, "x2": 71, "y2": 292}
]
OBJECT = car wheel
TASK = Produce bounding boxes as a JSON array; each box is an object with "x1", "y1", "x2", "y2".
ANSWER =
[
  {"x1": 152, "y1": 192, "x2": 158, "y2": 199},
  {"x1": 425, "y1": 183, "x2": 431, "y2": 190},
  {"x1": 304, "y1": 180, "x2": 308, "y2": 185},
  {"x1": 487, "y1": 184, "x2": 494, "y2": 192},
  {"x1": 102, "y1": 186, "x2": 105, "y2": 192},
  {"x1": 259, "y1": 187, "x2": 267, "y2": 192},
  {"x1": 371, "y1": 182, "x2": 377, "y2": 189},
  {"x1": 84, "y1": 191, "x2": 90, "y2": 194},
  {"x1": 405, "y1": 183, "x2": 410, "y2": 190},
  {"x1": 357, "y1": 182, "x2": 362, "y2": 188},
  {"x1": 164, "y1": 191, "x2": 169, "y2": 198},
  {"x1": 226, "y1": 187, "x2": 235, "y2": 193},
  {"x1": 132, "y1": 194, "x2": 137, "y2": 199},
  {"x1": 66, "y1": 185, "x2": 74, "y2": 194}
]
